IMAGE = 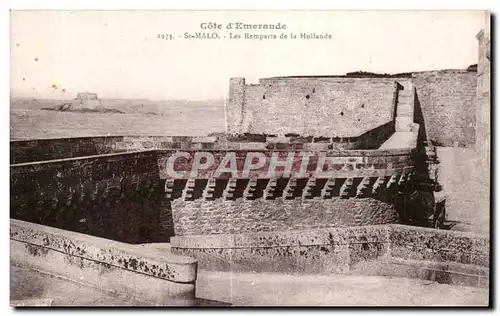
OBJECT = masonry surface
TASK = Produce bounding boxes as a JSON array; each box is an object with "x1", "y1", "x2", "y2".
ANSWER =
[
  {"x1": 9, "y1": 27, "x2": 490, "y2": 297},
  {"x1": 227, "y1": 70, "x2": 477, "y2": 148}
]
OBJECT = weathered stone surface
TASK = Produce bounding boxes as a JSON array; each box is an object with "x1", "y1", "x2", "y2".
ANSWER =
[
  {"x1": 171, "y1": 198, "x2": 399, "y2": 236},
  {"x1": 388, "y1": 224, "x2": 490, "y2": 266},
  {"x1": 11, "y1": 219, "x2": 197, "y2": 282},
  {"x1": 171, "y1": 225, "x2": 390, "y2": 249},
  {"x1": 171, "y1": 224, "x2": 489, "y2": 288},
  {"x1": 156, "y1": 148, "x2": 416, "y2": 180},
  {"x1": 10, "y1": 150, "x2": 168, "y2": 244},
  {"x1": 10, "y1": 219, "x2": 198, "y2": 305},
  {"x1": 10, "y1": 136, "x2": 125, "y2": 164},
  {"x1": 412, "y1": 70, "x2": 476, "y2": 147},
  {"x1": 227, "y1": 77, "x2": 400, "y2": 137}
]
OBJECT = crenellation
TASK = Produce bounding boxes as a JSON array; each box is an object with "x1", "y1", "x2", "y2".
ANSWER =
[
  {"x1": 182, "y1": 179, "x2": 196, "y2": 200},
  {"x1": 397, "y1": 173, "x2": 407, "y2": 186},
  {"x1": 9, "y1": 27, "x2": 489, "y2": 259}
]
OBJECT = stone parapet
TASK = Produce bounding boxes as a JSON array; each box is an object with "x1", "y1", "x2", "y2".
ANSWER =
[
  {"x1": 10, "y1": 150, "x2": 167, "y2": 244},
  {"x1": 11, "y1": 219, "x2": 197, "y2": 305},
  {"x1": 171, "y1": 224, "x2": 489, "y2": 288},
  {"x1": 10, "y1": 136, "x2": 125, "y2": 164}
]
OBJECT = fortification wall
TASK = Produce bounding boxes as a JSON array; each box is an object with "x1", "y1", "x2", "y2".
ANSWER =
[
  {"x1": 227, "y1": 71, "x2": 477, "y2": 148},
  {"x1": 10, "y1": 136, "x2": 125, "y2": 164},
  {"x1": 412, "y1": 70, "x2": 477, "y2": 147},
  {"x1": 10, "y1": 135, "x2": 423, "y2": 244},
  {"x1": 160, "y1": 147, "x2": 421, "y2": 235},
  {"x1": 476, "y1": 25, "x2": 491, "y2": 170},
  {"x1": 156, "y1": 147, "x2": 415, "y2": 179},
  {"x1": 172, "y1": 198, "x2": 398, "y2": 236},
  {"x1": 10, "y1": 132, "x2": 398, "y2": 166},
  {"x1": 113, "y1": 128, "x2": 396, "y2": 151},
  {"x1": 228, "y1": 78, "x2": 404, "y2": 137},
  {"x1": 11, "y1": 219, "x2": 197, "y2": 306},
  {"x1": 171, "y1": 224, "x2": 489, "y2": 288},
  {"x1": 10, "y1": 150, "x2": 173, "y2": 243}
]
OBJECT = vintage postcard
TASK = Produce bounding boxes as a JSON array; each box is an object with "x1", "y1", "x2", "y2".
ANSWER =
[{"x1": 9, "y1": 10, "x2": 490, "y2": 307}]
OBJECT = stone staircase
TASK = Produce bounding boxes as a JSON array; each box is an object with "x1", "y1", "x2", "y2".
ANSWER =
[
  {"x1": 382, "y1": 85, "x2": 451, "y2": 229},
  {"x1": 379, "y1": 86, "x2": 418, "y2": 149},
  {"x1": 395, "y1": 88, "x2": 417, "y2": 133}
]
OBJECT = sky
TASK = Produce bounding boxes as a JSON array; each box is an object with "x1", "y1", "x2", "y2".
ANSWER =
[{"x1": 10, "y1": 10, "x2": 487, "y2": 100}]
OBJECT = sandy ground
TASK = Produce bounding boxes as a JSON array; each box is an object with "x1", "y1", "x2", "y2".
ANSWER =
[
  {"x1": 10, "y1": 264, "x2": 146, "y2": 306},
  {"x1": 196, "y1": 270, "x2": 489, "y2": 306},
  {"x1": 10, "y1": 263, "x2": 232, "y2": 307},
  {"x1": 11, "y1": 263, "x2": 488, "y2": 307}
]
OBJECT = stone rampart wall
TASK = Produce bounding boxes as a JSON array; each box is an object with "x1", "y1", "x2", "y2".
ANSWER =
[
  {"x1": 10, "y1": 136, "x2": 125, "y2": 164},
  {"x1": 227, "y1": 78, "x2": 401, "y2": 137},
  {"x1": 11, "y1": 219, "x2": 197, "y2": 306},
  {"x1": 171, "y1": 224, "x2": 489, "y2": 288},
  {"x1": 10, "y1": 150, "x2": 173, "y2": 243},
  {"x1": 412, "y1": 70, "x2": 477, "y2": 147},
  {"x1": 172, "y1": 198, "x2": 399, "y2": 236}
]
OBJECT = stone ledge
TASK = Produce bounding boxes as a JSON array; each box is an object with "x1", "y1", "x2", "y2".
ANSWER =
[
  {"x1": 388, "y1": 224, "x2": 490, "y2": 255},
  {"x1": 11, "y1": 241, "x2": 196, "y2": 306},
  {"x1": 10, "y1": 149, "x2": 157, "y2": 169},
  {"x1": 171, "y1": 225, "x2": 390, "y2": 249},
  {"x1": 156, "y1": 147, "x2": 415, "y2": 156},
  {"x1": 11, "y1": 219, "x2": 197, "y2": 283},
  {"x1": 171, "y1": 224, "x2": 489, "y2": 287},
  {"x1": 172, "y1": 225, "x2": 488, "y2": 255}
]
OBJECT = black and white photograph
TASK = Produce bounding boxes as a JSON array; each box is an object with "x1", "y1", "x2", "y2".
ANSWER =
[{"x1": 8, "y1": 9, "x2": 491, "y2": 307}]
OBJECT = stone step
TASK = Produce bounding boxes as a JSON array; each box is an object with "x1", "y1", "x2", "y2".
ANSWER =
[
  {"x1": 398, "y1": 90, "x2": 413, "y2": 97},
  {"x1": 398, "y1": 95, "x2": 413, "y2": 103},
  {"x1": 397, "y1": 105, "x2": 414, "y2": 117},
  {"x1": 379, "y1": 132, "x2": 416, "y2": 149},
  {"x1": 397, "y1": 102, "x2": 413, "y2": 109},
  {"x1": 395, "y1": 117, "x2": 414, "y2": 132}
]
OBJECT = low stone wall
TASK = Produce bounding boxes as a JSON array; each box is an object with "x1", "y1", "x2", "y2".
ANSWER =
[
  {"x1": 10, "y1": 134, "x2": 413, "y2": 166},
  {"x1": 110, "y1": 124, "x2": 395, "y2": 151},
  {"x1": 171, "y1": 224, "x2": 489, "y2": 288},
  {"x1": 10, "y1": 136, "x2": 125, "y2": 164},
  {"x1": 10, "y1": 219, "x2": 198, "y2": 306},
  {"x1": 10, "y1": 150, "x2": 173, "y2": 244}
]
